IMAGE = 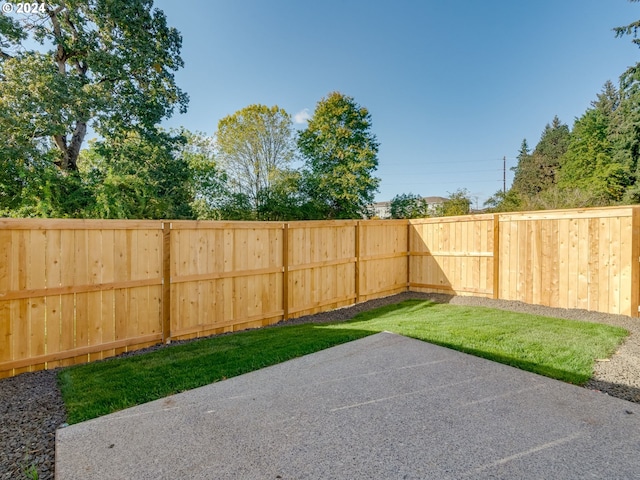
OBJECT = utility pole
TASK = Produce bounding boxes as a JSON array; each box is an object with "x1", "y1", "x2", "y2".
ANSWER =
[{"x1": 503, "y1": 156, "x2": 506, "y2": 193}]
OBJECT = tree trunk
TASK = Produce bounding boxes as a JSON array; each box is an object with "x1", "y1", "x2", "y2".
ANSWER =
[{"x1": 53, "y1": 120, "x2": 87, "y2": 172}]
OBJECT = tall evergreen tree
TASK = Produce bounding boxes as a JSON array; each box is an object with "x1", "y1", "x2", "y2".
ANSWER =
[
  {"x1": 511, "y1": 139, "x2": 534, "y2": 197},
  {"x1": 558, "y1": 82, "x2": 625, "y2": 201},
  {"x1": 511, "y1": 117, "x2": 570, "y2": 199},
  {"x1": 613, "y1": 7, "x2": 640, "y2": 201}
]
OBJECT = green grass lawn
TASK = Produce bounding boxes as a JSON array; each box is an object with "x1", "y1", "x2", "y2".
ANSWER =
[{"x1": 58, "y1": 300, "x2": 628, "y2": 424}]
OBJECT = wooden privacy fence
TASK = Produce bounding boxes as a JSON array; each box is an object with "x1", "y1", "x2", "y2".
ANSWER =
[
  {"x1": 0, "y1": 218, "x2": 409, "y2": 377},
  {"x1": 1, "y1": 206, "x2": 639, "y2": 377}
]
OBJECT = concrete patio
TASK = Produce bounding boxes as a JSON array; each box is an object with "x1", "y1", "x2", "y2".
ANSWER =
[{"x1": 56, "y1": 332, "x2": 640, "y2": 479}]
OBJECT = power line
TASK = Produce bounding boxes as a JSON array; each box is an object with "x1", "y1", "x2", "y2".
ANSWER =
[{"x1": 382, "y1": 169, "x2": 504, "y2": 176}]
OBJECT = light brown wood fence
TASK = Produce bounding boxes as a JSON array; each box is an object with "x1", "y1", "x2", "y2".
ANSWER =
[
  {"x1": 2, "y1": 206, "x2": 639, "y2": 377},
  {"x1": 495, "y1": 207, "x2": 639, "y2": 314},
  {"x1": 409, "y1": 215, "x2": 495, "y2": 297},
  {"x1": 0, "y1": 219, "x2": 164, "y2": 378}
]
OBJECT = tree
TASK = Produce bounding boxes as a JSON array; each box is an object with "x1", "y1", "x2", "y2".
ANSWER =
[
  {"x1": 483, "y1": 189, "x2": 523, "y2": 212},
  {"x1": 298, "y1": 92, "x2": 380, "y2": 219},
  {"x1": 79, "y1": 131, "x2": 195, "y2": 219},
  {"x1": 175, "y1": 130, "x2": 228, "y2": 220},
  {"x1": 216, "y1": 104, "x2": 295, "y2": 212},
  {"x1": 0, "y1": 0, "x2": 187, "y2": 176},
  {"x1": 510, "y1": 139, "x2": 533, "y2": 196},
  {"x1": 613, "y1": 8, "x2": 640, "y2": 202},
  {"x1": 558, "y1": 83, "x2": 625, "y2": 201},
  {"x1": 436, "y1": 188, "x2": 471, "y2": 216},
  {"x1": 511, "y1": 117, "x2": 570, "y2": 199},
  {"x1": 256, "y1": 169, "x2": 314, "y2": 221},
  {"x1": 389, "y1": 193, "x2": 430, "y2": 219}
]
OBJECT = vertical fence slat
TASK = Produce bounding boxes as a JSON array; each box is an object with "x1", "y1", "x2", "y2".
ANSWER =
[
  {"x1": 355, "y1": 221, "x2": 361, "y2": 303},
  {"x1": 632, "y1": 207, "x2": 640, "y2": 317},
  {"x1": 493, "y1": 214, "x2": 500, "y2": 299},
  {"x1": 162, "y1": 222, "x2": 171, "y2": 343},
  {"x1": 283, "y1": 223, "x2": 289, "y2": 321}
]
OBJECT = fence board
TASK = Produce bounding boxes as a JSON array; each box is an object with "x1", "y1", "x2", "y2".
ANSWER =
[
  {"x1": 358, "y1": 220, "x2": 408, "y2": 302},
  {"x1": 287, "y1": 222, "x2": 357, "y2": 318}
]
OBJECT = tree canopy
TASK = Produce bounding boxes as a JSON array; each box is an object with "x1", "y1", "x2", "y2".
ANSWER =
[
  {"x1": 389, "y1": 193, "x2": 430, "y2": 219},
  {"x1": 298, "y1": 92, "x2": 380, "y2": 219},
  {"x1": 7, "y1": 2, "x2": 640, "y2": 219},
  {"x1": 216, "y1": 104, "x2": 295, "y2": 213},
  {"x1": 0, "y1": 0, "x2": 188, "y2": 173}
]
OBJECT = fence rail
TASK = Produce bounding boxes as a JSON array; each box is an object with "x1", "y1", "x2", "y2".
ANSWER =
[{"x1": 1, "y1": 206, "x2": 639, "y2": 377}]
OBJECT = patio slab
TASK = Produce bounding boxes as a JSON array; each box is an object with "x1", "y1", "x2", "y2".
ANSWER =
[{"x1": 56, "y1": 332, "x2": 640, "y2": 479}]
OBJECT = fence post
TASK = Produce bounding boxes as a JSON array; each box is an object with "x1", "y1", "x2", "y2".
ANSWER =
[
  {"x1": 355, "y1": 221, "x2": 361, "y2": 304},
  {"x1": 493, "y1": 214, "x2": 500, "y2": 300},
  {"x1": 406, "y1": 220, "x2": 412, "y2": 291},
  {"x1": 161, "y1": 222, "x2": 172, "y2": 343},
  {"x1": 282, "y1": 223, "x2": 289, "y2": 321},
  {"x1": 632, "y1": 207, "x2": 640, "y2": 317}
]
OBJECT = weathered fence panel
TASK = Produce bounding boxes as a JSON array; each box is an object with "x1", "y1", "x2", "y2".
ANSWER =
[
  {"x1": 409, "y1": 215, "x2": 495, "y2": 297},
  {"x1": 497, "y1": 207, "x2": 637, "y2": 316},
  {"x1": 0, "y1": 219, "x2": 164, "y2": 379}
]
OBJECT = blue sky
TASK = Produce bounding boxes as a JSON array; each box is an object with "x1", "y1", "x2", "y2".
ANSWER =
[{"x1": 153, "y1": 0, "x2": 640, "y2": 206}]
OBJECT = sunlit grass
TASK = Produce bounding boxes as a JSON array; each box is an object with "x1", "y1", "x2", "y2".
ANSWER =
[{"x1": 58, "y1": 300, "x2": 628, "y2": 424}]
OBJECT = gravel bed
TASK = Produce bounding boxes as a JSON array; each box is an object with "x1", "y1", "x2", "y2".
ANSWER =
[{"x1": 1, "y1": 292, "x2": 638, "y2": 479}]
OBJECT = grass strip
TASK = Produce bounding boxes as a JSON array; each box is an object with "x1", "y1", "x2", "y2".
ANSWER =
[
  {"x1": 58, "y1": 300, "x2": 628, "y2": 424},
  {"x1": 330, "y1": 300, "x2": 628, "y2": 385}
]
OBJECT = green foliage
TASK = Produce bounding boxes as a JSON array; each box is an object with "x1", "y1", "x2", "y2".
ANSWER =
[
  {"x1": 298, "y1": 92, "x2": 380, "y2": 219},
  {"x1": 558, "y1": 106, "x2": 625, "y2": 201},
  {"x1": 511, "y1": 117, "x2": 570, "y2": 199},
  {"x1": 483, "y1": 189, "x2": 524, "y2": 212},
  {"x1": 497, "y1": 8, "x2": 640, "y2": 212},
  {"x1": 216, "y1": 104, "x2": 295, "y2": 213},
  {"x1": 0, "y1": 1, "x2": 187, "y2": 171},
  {"x1": 0, "y1": 0, "x2": 187, "y2": 217},
  {"x1": 256, "y1": 170, "x2": 316, "y2": 221},
  {"x1": 218, "y1": 193, "x2": 255, "y2": 220},
  {"x1": 175, "y1": 130, "x2": 228, "y2": 220},
  {"x1": 435, "y1": 188, "x2": 472, "y2": 216},
  {"x1": 79, "y1": 131, "x2": 195, "y2": 219},
  {"x1": 20, "y1": 459, "x2": 39, "y2": 480},
  {"x1": 522, "y1": 186, "x2": 610, "y2": 211},
  {"x1": 389, "y1": 193, "x2": 430, "y2": 219}
]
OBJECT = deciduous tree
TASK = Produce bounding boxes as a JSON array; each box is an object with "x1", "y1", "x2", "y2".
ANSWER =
[
  {"x1": 436, "y1": 188, "x2": 471, "y2": 217},
  {"x1": 216, "y1": 104, "x2": 295, "y2": 212},
  {"x1": 0, "y1": 0, "x2": 187, "y2": 177},
  {"x1": 298, "y1": 92, "x2": 380, "y2": 219},
  {"x1": 389, "y1": 193, "x2": 430, "y2": 219}
]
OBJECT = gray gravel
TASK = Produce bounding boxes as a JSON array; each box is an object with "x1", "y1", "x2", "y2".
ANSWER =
[{"x1": 1, "y1": 292, "x2": 638, "y2": 479}]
